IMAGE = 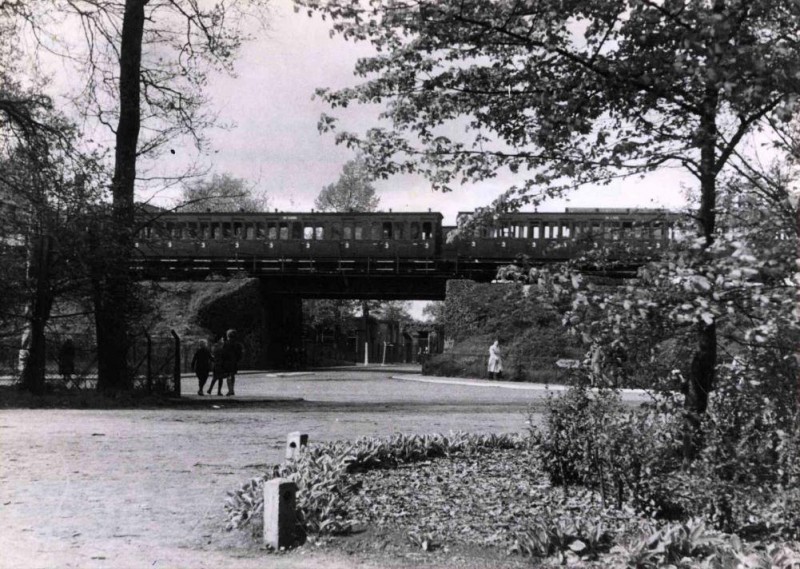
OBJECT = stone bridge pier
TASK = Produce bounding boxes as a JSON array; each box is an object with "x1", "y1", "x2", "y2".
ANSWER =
[{"x1": 258, "y1": 287, "x2": 303, "y2": 370}]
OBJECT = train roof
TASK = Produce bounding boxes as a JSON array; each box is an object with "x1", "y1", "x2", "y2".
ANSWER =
[
  {"x1": 455, "y1": 208, "x2": 676, "y2": 220},
  {"x1": 148, "y1": 210, "x2": 443, "y2": 219},
  {"x1": 457, "y1": 207, "x2": 671, "y2": 216}
]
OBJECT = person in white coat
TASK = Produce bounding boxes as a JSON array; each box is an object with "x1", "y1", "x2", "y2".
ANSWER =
[{"x1": 488, "y1": 340, "x2": 503, "y2": 380}]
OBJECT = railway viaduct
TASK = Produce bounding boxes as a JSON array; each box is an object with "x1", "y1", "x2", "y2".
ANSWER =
[{"x1": 133, "y1": 253, "x2": 646, "y2": 369}]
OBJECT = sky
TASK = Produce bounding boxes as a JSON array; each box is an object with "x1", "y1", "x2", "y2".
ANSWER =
[{"x1": 139, "y1": 1, "x2": 694, "y2": 225}]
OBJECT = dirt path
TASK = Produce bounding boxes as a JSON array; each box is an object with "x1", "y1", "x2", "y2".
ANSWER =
[{"x1": 0, "y1": 370, "x2": 603, "y2": 569}]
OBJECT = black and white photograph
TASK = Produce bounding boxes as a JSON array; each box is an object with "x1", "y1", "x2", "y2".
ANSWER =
[{"x1": 1, "y1": 0, "x2": 799, "y2": 567}]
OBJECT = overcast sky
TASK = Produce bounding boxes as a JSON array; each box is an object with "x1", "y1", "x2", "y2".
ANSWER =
[{"x1": 140, "y1": 1, "x2": 693, "y2": 225}]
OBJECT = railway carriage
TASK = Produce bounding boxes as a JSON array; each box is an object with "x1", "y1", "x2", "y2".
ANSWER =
[
  {"x1": 134, "y1": 210, "x2": 444, "y2": 273},
  {"x1": 443, "y1": 208, "x2": 679, "y2": 262}
]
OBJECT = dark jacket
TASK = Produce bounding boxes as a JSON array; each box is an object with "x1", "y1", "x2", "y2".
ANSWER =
[{"x1": 191, "y1": 346, "x2": 213, "y2": 375}]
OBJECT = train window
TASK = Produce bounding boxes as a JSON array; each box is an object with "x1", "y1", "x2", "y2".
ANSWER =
[
  {"x1": 265, "y1": 223, "x2": 275, "y2": 239},
  {"x1": 531, "y1": 224, "x2": 540, "y2": 239},
  {"x1": 234, "y1": 222, "x2": 243, "y2": 238},
  {"x1": 199, "y1": 222, "x2": 210, "y2": 239},
  {"x1": 184, "y1": 223, "x2": 196, "y2": 239},
  {"x1": 622, "y1": 221, "x2": 632, "y2": 238},
  {"x1": 292, "y1": 222, "x2": 302, "y2": 240},
  {"x1": 393, "y1": 222, "x2": 404, "y2": 240},
  {"x1": 315, "y1": 225, "x2": 324, "y2": 240},
  {"x1": 604, "y1": 223, "x2": 615, "y2": 240},
  {"x1": 354, "y1": 223, "x2": 364, "y2": 240},
  {"x1": 222, "y1": 223, "x2": 232, "y2": 238},
  {"x1": 543, "y1": 224, "x2": 551, "y2": 239},
  {"x1": 279, "y1": 222, "x2": 288, "y2": 240},
  {"x1": 410, "y1": 222, "x2": 420, "y2": 239},
  {"x1": 371, "y1": 222, "x2": 381, "y2": 240},
  {"x1": 422, "y1": 222, "x2": 432, "y2": 240},
  {"x1": 304, "y1": 224, "x2": 314, "y2": 240},
  {"x1": 245, "y1": 223, "x2": 255, "y2": 240},
  {"x1": 633, "y1": 223, "x2": 643, "y2": 239},
  {"x1": 212, "y1": 223, "x2": 221, "y2": 239},
  {"x1": 382, "y1": 222, "x2": 393, "y2": 239},
  {"x1": 256, "y1": 223, "x2": 265, "y2": 239},
  {"x1": 331, "y1": 223, "x2": 342, "y2": 240},
  {"x1": 652, "y1": 222, "x2": 663, "y2": 239},
  {"x1": 561, "y1": 224, "x2": 570, "y2": 238},
  {"x1": 343, "y1": 224, "x2": 353, "y2": 240},
  {"x1": 591, "y1": 222, "x2": 601, "y2": 237}
]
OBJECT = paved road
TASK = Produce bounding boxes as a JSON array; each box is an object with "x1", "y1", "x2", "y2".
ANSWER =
[{"x1": 0, "y1": 367, "x2": 647, "y2": 569}]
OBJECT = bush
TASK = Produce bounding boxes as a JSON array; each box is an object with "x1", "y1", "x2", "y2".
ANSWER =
[
  {"x1": 532, "y1": 378, "x2": 800, "y2": 539},
  {"x1": 531, "y1": 386, "x2": 684, "y2": 513},
  {"x1": 225, "y1": 432, "x2": 528, "y2": 539}
]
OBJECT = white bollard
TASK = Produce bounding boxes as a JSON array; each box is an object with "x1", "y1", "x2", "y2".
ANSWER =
[
  {"x1": 263, "y1": 478, "x2": 297, "y2": 550},
  {"x1": 285, "y1": 431, "x2": 308, "y2": 461},
  {"x1": 364, "y1": 342, "x2": 369, "y2": 365}
]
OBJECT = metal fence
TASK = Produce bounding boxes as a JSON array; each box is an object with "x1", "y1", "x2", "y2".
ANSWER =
[{"x1": 1, "y1": 329, "x2": 182, "y2": 394}]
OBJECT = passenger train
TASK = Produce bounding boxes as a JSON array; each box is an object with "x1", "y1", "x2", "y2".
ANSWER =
[{"x1": 133, "y1": 207, "x2": 678, "y2": 268}]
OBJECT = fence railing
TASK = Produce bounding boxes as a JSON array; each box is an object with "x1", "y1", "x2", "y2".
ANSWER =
[{"x1": 1, "y1": 329, "x2": 182, "y2": 395}]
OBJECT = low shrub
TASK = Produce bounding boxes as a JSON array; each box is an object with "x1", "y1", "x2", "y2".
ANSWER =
[
  {"x1": 225, "y1": 432, "x2": 528, "y2": 538},
  {"x1": 532, "y1": 379, "x2": 800, "y2": 540},
  {"x1": 614, "y1": 518, "x2": 800, "y2": 569},
  {"x1": 530, "y1": 386, "x2": 684, "y2": 513},
  {"x1": 509, "y1": 507, "x2": 615, "y2": 561}
]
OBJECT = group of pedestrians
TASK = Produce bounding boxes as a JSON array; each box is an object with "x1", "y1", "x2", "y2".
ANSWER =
[{"x1": 191, "y1": 329, "x2": 244, "y2": 396}]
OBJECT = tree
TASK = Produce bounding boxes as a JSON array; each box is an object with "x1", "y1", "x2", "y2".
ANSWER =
[
  {"x1": 314, "y1": 156, "x2": 379, "y2": 213},
  {"x1": 300, "y1": 0, "x2": 800, "y2": 455},
  {"x1": 0, "y1": 124, "x2": 103, "y2": 394},
  {"x1": 177, "y1": 173, "x2": 270, "y2": 213},
  {"x1": 0, "y1": 22, "x2": 104, "y2": 393},
  {"x1": 8, "y1": 0, "x2": 267, "y2": 391},
  {"x1": 311, "y1": 155, "x2": 380, "y2": 352}
]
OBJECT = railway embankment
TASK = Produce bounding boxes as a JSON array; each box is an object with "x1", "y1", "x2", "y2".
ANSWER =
[{"x1": 423, "y1": 279, "x2": 583, "y2": 383}]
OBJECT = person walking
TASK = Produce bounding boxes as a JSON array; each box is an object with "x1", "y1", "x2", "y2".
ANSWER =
[
  {"x1": 224, "y1": 329, "x2": 244, "y2": 396},
  {"x1": 488, "y1": 339, "x2": 503, "y2": 380},
  {"x1": 58, "y1": 338, "x2": 76, "y2": 387},
  {"x1": 191, "y1": 339, "x2": 213, "y2": 396},
  {"x1": 207, "y1": 336, "x2": 226, "y2": 396}
]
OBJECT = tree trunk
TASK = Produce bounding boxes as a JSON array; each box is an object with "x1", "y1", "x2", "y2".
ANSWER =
[
  {"x1": 20, "y1": 234, "x2": 54, "y2": 394},
  {"x1": 94, "y1": 0, "x2": 146, "y2": 392},
  {"x1": 683, "y1": 94, "x2": 719, "y2": 460}
]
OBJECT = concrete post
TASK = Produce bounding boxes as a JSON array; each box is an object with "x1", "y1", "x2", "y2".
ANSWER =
[
  {"x1": 285, "y1": 431, "x2": 308, "y2": 461},
  {"x1": 263, "y1": 478, "x2": 297, "y2": 550}
]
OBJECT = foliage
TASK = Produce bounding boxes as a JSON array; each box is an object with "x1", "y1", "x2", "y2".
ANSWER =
[
  {"x1": 421, "y1": 301, "x2": 445, "y2": 325},
  {"x1": 176, "y1": 173, "x2": 270, "y2": 213},
  {"x1": 509, "y1": 509, "x2": 614, "y2": 561},
  {"x1": 314, "y1": 156, "x2": 379, "y2": 213},
  {"x1": 530, "y1": 387, "x2": 684, "y2": 512},
  {"x1": 225, "y1": 432, "x2": 527, "y2": 537},
  {"x1": 0, "y1": 98, "x2": 104, "y2": 391},
  {"x1": 425, "y1": 280, "x2": 579, "y2": 381},
  {"x1": 300, "y1": 0, "x2": 800, "y2": 209},
  {"x1": 615, "y1": 519, "x2": 800, "y2": 569},
  {"x1": 533, "y1": 384, "x2": 800, "y2": 539}
]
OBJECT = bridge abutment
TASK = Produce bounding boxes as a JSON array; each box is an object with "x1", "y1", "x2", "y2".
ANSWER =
[{"x1": 258, "y1": 284, "x2": 303, "y2": 370}]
